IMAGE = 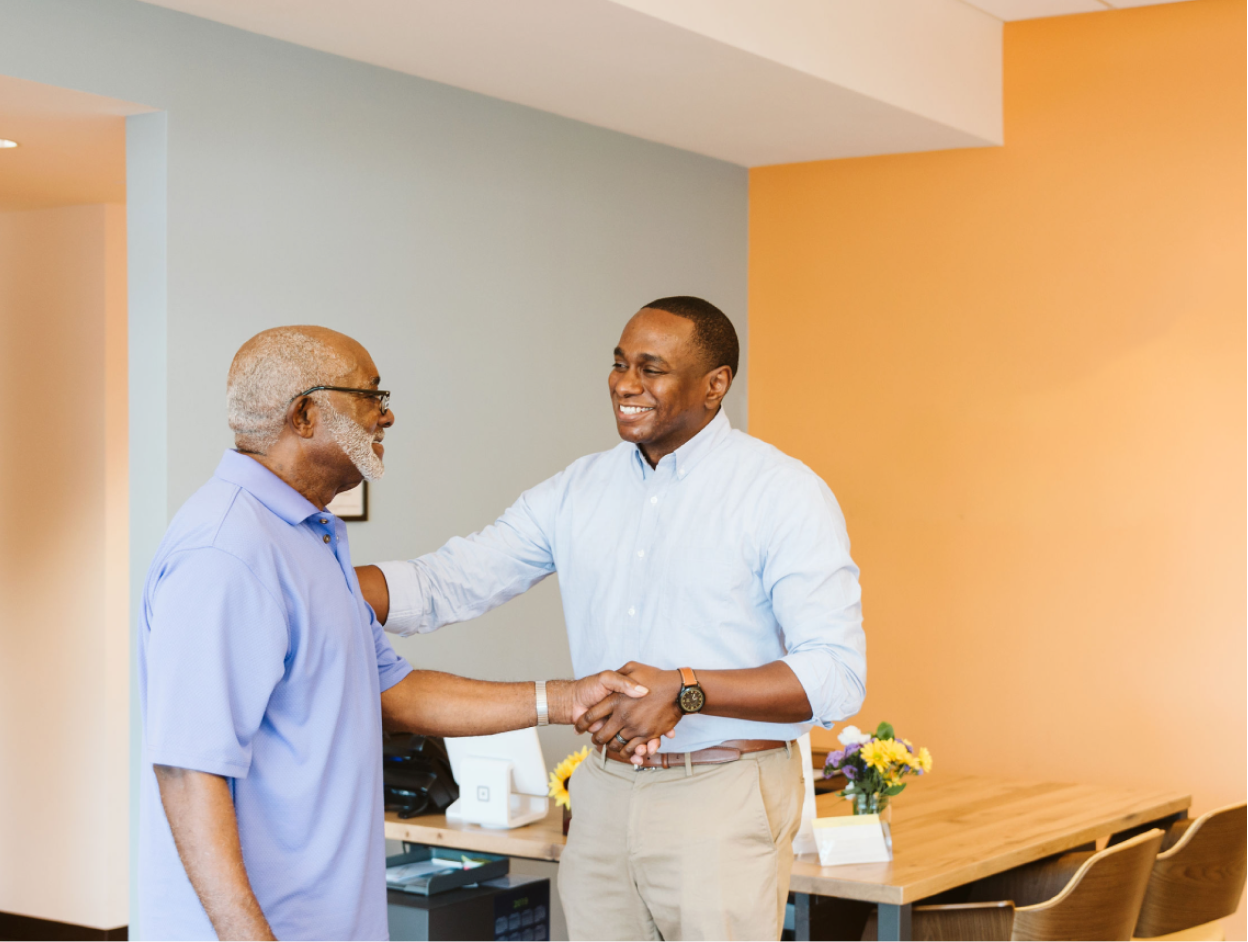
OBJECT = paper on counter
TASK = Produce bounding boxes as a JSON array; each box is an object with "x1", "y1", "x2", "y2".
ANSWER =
[{"x1": 812, "y1": 814, "x2": 893, "y2": 866}]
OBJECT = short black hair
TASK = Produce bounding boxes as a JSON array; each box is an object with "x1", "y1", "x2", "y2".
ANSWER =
[{"x1": 642, "y1": 296, "x2": 739, "y2": 377}]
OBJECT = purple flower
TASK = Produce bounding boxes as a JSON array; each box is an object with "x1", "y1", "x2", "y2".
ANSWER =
[
  {"x1": 843, "y1": 766, "x2": 857, "y2": 780},
  {"x1": 844, "y1": 742, "x2": 861, "y2": 757},
  {"x1": 828, "y1": 749, "x2": 845, "y2": 766}
]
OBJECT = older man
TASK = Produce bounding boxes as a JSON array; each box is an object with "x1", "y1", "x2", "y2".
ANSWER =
[
  {"x1": 138, "y1": 326, "x2": 651, "y2": 941},
  {"x1": 358, "y1": 297, "x2": 866, "y2": 940}
]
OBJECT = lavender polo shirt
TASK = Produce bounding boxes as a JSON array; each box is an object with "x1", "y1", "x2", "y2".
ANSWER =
[{"x1": 137, "y1": 451, "x2": 412, "y2": 940}]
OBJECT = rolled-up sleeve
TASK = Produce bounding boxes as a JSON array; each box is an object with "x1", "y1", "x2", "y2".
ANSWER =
[
  {"x1": 763, "y1": 471, "x2": 866, "y2": 727},
  {"x1": 376, "y1": 472, "x2": 561, "y2": 637}
]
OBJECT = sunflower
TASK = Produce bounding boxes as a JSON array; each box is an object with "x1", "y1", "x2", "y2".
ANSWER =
[{"x1": 548, "y1": 746, "x2": 591, "y2": 810}]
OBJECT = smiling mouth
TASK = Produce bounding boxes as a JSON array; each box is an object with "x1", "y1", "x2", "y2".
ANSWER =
[{"x1": 618, "y1": 404, "x2": 655, "y2": 417}]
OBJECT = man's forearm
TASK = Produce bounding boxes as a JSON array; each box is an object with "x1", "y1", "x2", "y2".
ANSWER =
[
  {"x1": 381, "y1": 671, "x2": 569, "y2": 736},
  {"x1": 623, "y1": 660, "x2": 811, "y2": 724},
  {"x1": 577, "y1": 660, "x2": 812, "y2": 753},
  {"x1": 380, "y1": 669, "x2": 653, "y2": 740},
  {"x1": 154, "y1": 766, "x2": 275, "y2": 941},
  {"x1": 691, "y1": 661, "x2": 812, "y2": 723}
]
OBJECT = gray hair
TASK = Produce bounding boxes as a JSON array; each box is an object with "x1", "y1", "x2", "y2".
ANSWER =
[{"x1": 227, "y1": 326, "x2": 353, "y2": 452}]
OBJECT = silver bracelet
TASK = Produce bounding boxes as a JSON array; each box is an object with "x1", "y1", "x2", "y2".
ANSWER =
[{"x1": 535, "y1": 680, "x2": 549, "y2": 727}]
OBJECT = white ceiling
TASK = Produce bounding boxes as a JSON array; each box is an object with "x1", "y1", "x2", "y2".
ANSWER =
[
  {"x1": 135, "y1": 0, "x2": 1190, "y2": 167},
  {"x1": 962, "y1": 0, "x2": 1189, "y2": 18}
]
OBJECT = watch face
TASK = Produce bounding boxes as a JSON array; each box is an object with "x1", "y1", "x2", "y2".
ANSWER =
[{"x1": 679, "y1": 685, "x2": 705, "y2": 713}]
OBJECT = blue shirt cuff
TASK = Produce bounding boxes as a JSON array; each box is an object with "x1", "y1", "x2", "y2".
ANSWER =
[{"x1": 375, "y1": 560, "x2": 427, "y2": 636}]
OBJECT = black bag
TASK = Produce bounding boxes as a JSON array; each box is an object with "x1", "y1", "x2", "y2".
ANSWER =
[{"x1": 383, "y1": 733, "x2": 459, "y2": 819}]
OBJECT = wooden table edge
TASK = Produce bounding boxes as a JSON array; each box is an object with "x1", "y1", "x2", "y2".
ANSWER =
[
  {"x1": 385, "y1": 811, "x2": 565, "y2": 862},
  {"x1": 386, "y1": 786, "x2": 1192, "y2": 907},
  {"x1": 788, "y1": 791, "x2": 1192, "y2": 904}
]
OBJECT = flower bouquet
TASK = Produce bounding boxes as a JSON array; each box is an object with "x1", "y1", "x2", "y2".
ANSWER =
[
  {"x1": 825, "y1": 721, "x2": 932, "y2": 815},
  {"x1": 813, "y1": 722, "x2": 932, "y2": 866},
  {"x1": 548, "y1": 746, "x2": 590, "y2": 835}
]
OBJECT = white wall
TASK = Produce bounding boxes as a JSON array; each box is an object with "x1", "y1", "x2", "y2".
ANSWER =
[
  {"x1": 0, "y1": 204, "x2": 128, "y2": 929},
  {"x1": 0, "y1": 1, "x2": 747, "y2": 933}
]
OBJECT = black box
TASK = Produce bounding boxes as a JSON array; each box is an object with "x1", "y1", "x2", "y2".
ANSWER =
[{"x1": 387, "y1": 873, "x2": 550, "y2": 941}]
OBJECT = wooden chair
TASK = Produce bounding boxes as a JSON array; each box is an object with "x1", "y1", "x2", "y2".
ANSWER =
[
  {"x1": 1132, "y1": 802, "x2": 1247, "y2": 941},
  {"x1": 862, "y1": 830, "x2": 1166, "y2": 941},
  {"x1": 862, "y1": 901, "x2": 1015, "y2": 940}
]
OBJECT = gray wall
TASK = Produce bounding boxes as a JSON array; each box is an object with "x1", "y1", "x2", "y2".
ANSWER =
[{"x1": 0, "y1": 0, "x2": 746, "y2": 932}]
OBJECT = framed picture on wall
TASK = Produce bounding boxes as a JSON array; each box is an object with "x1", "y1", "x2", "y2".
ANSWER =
[{"x1": 327, "y1": 481, "x2": 368, "y2": 522}]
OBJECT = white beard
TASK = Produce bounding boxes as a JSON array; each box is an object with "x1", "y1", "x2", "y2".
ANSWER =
[{"x1": 323, "y1": 402, "x2": 386, "y2": 482}]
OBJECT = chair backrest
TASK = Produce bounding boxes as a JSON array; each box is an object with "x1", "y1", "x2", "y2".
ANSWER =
[
  {"x1": 861, "y1": 902, "x2": 1015, "y2": 941},
  {"x1": 1133, "y1": 803, "x2": 1247, "y2": 939},
  {"x1": 1011, "y1": 829, "x2": 1164, "y2": 941}
]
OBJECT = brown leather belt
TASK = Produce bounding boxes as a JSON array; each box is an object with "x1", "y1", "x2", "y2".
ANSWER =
[{"x1": 606, "y1": 739, "x2": 789, "y2": 770}]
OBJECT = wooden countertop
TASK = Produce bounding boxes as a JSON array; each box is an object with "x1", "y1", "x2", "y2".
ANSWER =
[{"x1": 385, "y1": 773, "x2": 1189, "y2": 905}]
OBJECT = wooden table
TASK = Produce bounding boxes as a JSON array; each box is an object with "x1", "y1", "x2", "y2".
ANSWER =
[{"x1": 385, "y1": 774, "x2": 1189, "y2": 940}]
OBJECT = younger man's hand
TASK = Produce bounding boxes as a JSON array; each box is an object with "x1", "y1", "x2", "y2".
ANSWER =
[{"x1": 575, "y1": 662, "x2": 682, "y2": 762}]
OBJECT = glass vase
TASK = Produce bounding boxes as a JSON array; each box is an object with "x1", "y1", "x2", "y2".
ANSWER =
[{"x1": 852, "y1": 792, "x2": 892, "y2": 824}]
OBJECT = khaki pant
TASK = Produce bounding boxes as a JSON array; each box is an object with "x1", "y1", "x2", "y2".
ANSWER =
[{"x1": 558, "y1": 744, "x2": 804, "y2": 941}]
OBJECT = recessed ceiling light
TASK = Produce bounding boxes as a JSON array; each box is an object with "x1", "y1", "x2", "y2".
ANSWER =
[{"x1": 0, "y1": 139, "x2": 18, "y2": 149}]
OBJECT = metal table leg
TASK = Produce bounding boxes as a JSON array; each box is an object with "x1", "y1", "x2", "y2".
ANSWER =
[
  {"x1": 877, "y1": 903, "x2": 912, "y2": 941},
  {"x1": 793, "y1": 893, "x2": 812, "y2": 941},
  {"x1": 791, "y1": 893, "x2": 875, "y2": 940}
]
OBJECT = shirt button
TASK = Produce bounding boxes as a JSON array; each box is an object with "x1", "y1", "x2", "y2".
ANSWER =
[
  {"x1": 319, "y1": 518, "x2": 328, "y2": 524},
  {"x1": 637, "y1": 549, "x2": 645, "y2": 558},
  {"x1": 650, "y1": 496, "x2": 658, "y2": 505},
  {"x1": 628, "y1": 607, "x2": 636, "y2": 616},
  {"x1": 323, "y1": 534, "x2": 331, "y2": 544},
  {"x1": 679, "y1": 468, "x2": 686, "y2": 477}
]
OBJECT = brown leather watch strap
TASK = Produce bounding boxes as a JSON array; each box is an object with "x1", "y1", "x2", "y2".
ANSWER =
[{"x1": 678, "y1": 666, "x2": 698, "y2": 687}]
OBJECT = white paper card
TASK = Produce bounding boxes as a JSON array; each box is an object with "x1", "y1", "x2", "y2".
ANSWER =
[
  {"x1": 792, "y1": 733, "x2": 819, "y2": 856},
  {"x1": 812, "y1": 814, "x2": 893, "y2": 866}
]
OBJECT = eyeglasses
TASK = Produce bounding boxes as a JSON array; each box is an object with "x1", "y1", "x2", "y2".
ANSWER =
[{"x1": 291, "y1": 385, "x2": 391, "y2": 414}]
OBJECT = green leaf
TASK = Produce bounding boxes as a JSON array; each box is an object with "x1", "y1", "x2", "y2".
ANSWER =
[
  {"x1": 875, "y1": 721, "x2": 895, "y2": 740},
  {"x1": 884, "y1": 783, "x2": 907, "y2": 797}
]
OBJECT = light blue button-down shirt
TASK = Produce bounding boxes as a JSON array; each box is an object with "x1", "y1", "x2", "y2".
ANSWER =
[
  {"x1": 138, "y1": 450, "x2": 412, "y2": 940},
  {"x1": 379, "y1": 411, "x2": 864, "y2": 752}
]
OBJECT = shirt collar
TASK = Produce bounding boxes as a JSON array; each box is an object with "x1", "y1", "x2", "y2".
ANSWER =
[
  {"x1": 213, "y1": 450, "x2": 322, "y2": 525},
  {"x1": 632, "y1": 408, "x2": 732, "y2": 481}
]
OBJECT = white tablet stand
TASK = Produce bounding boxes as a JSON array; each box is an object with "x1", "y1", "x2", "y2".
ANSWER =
[
  {"x1": 444, "y1": 756, "x2": 549, "y2": 829},
  {"x1": 443, "y1": 729, "x2": 550, "y2": 830}
]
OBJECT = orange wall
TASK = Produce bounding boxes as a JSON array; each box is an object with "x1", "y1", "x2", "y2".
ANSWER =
[{"x1": 751, "y1": 0, "x2": 1245, "y2": 935}]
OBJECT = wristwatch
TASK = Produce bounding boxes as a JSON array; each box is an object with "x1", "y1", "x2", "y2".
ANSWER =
[{"x1": 676, "y1": 667, "x2": 705, "y2": 714}]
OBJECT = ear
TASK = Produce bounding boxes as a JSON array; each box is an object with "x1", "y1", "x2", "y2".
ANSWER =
[
  {"x1": 705, "y1": 366, "x2": 733, "y2": 408},
  {"x1": 286, "y1": 395, "x2": 319, "y2": 439}
]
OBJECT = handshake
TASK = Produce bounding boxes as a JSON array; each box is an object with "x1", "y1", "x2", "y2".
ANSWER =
[{"x1": 568, "y1": 662, "x2": 686, "y2": 764}]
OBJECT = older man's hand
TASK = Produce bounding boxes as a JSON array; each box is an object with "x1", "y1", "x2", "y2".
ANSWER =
[{"x1": 575, "y1": 662, "x2": 682, "y2": 762}]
